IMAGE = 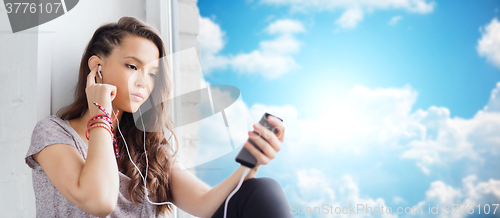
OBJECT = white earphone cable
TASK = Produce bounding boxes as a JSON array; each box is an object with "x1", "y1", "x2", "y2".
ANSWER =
[
  {"x1": 224, "y1": 167, "x2": 251, "y2": 218},
  {"x1": 113, "y1": 108, "x2": 173, "y2": 206},
  {"x1": 112, "y1": 107, "x2": 252, "y2": 217}
]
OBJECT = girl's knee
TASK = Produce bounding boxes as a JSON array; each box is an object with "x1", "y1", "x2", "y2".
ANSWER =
[
  {"x1": 241, "y1": 177, "x2": 293, "y2": 217},
  {"x1": 245, "y1": 177, "x2": 280, "y2": 191},
  {"x1": 244, "y1": 177, "x2": 286, "y2": 200}
]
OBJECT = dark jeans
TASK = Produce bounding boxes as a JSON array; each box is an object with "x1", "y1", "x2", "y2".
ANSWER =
[{"x1": 210, "y1": 177, "x2": 293, "y2": 218}]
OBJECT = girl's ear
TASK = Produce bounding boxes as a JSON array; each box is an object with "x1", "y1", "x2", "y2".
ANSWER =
[
  {"x1": 88, "y1": 55, "x2": 104, "y2": 83},
  {"x1": 88, "y1": 55, "x2": 102, "y2": 72}
]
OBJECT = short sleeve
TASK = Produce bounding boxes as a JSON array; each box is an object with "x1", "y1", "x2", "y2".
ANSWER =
[{"x1": 25, "y1": 116, "x2": 77, "y2": 169}]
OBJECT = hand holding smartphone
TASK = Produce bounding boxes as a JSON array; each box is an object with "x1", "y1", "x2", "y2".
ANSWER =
[{"x1": 235, "y1": 113, "x2": 283, "y2": 168}]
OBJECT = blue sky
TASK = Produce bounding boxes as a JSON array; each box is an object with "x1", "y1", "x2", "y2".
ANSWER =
[
  {"x1": 197, "y1": 0, "x2": 500, "y2": 119},
  {"x1": 193, "y1": 0, "x2": 500, "y2": 217}
]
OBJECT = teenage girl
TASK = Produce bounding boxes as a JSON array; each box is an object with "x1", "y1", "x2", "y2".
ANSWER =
[{"x1": 25, "y1": 16, "x2": 292, "y2": 218}]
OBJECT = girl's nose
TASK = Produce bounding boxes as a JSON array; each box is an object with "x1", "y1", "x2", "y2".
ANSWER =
[{"x1": 134, "y1": 70, "x2": 147, "y2": 88}]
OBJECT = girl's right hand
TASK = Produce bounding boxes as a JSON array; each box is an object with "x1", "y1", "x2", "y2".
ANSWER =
[{"x1": 85, "y1": 65, "x2": 117, "y2": 116}]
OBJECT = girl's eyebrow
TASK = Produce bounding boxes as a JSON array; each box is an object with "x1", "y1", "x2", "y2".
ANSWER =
[{"x1": 124, "y1": 56, "x2": 159, "y2": 69}]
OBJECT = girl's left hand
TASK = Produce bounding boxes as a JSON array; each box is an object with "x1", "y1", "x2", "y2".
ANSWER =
[{"x1": 244, "y1": 115, "x2": 285, "y2": 166}]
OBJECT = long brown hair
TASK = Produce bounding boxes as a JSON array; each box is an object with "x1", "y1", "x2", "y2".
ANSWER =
[{"x1": 57, "y1": 16, "x2": 178, "y2": 216}]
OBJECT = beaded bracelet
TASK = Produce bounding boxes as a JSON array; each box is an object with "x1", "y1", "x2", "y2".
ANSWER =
[
  {"x1": 88, "y1": 120, "x2": 108, "y2": 127},
  {"x1": 86, "y1": 123, "x2": 112, "y2": 140},
  {"x1": 87, "y1": 102, "x2": 120, "y2": 158},
  {"x1": 86, "y1": 120, "x2": 120, "y2": 158},
  {"x1": 88, "y1": 118, "x2": 113, "y2": 133},
  {"x1": 92, "y1": 102, "x2": 119, "y2": 124},
  {"x1": 87, "y1": 114, "x2": 112, "y2": 128}
]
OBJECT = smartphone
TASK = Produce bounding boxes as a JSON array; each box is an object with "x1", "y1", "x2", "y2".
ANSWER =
[{"x1": 235, "y1": 112, "x2": 283, "y2": 168}]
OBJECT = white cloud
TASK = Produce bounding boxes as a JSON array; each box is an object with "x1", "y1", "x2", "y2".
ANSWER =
[
  {"x1": 300, "y1": 85, "x2": 418, "y2": 153},
  {"x1": 198, "y1": 17, "x2": 304, "y2": 79},
  {"x1": 414, "y1": 175, "x2": 500, "y2": 218},
  {"x1": 288, "y1": 169, "x2": 397, "y2": 218},
  {"x1": 296, "y1": 168, "x2": 335, "y2": 204},
  {"x1": 240, "y1": 83, "x2": 499, "y2": 176},
  {"x1": 198, "y1": 17, "x2": 225, "y2": 57},
  {"x1": 483, "y1": 82, "x2": 500, "y2": 112},
  {"x1": 293, "y1": 83, "x2": 500, "y2": 175},
  {"x1": 401, "y1": 100, "x2": 500, "y2": 174},
  {"x1": 287, "y1": 170, "x2": 499, "y2": 218},
  {"x1": 335, "y1": 7, "x2": 364, "y2": 29},
  {"x1": 198, "y1": 17, "x2": 229, "y2": 72},
  {"x1": 260, "y1": 34, "x2": 301, "y2": 54},
  {"x1": 258, "y1": 0, "x2": 435, "y2": 29},
  {"x1": 389, "y1": 16, "x2": 403, "y2": 26},
  {"x1": 245, "y1": 84, "x2": 500, "y2": 175},
  {"x1": 266, "y1": 19, "x2": 306, "y2": 35},
  {"x1": 230, "y1": 51, "x2": 299, "y2": 79},
  {"x1": 287, "y1": 171, "x2": 499, "y2": 218},
  {"x1": 424, "y1": 181, "x2": 463, "y2": 204},
  {"x1": 477, "y1": 18, "x2": 500, "y2": 69}
]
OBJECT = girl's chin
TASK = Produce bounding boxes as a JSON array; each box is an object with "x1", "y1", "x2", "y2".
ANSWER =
[
  {"x1": 119, "y1": 101, "x2": 144, "y2": 114},
  {"x1": 114, "y1": 105, "x2": 135, "y2": 114},
  {"x1": 130, "y1": 105, "x2": 142, "y2": 113}
]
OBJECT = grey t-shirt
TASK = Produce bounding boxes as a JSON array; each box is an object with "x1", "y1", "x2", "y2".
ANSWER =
[{"x1": 25, "y1": 115, "x2": 175, "y2": 218}]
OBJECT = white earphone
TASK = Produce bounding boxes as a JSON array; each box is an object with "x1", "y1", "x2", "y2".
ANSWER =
[{"x1": 97, "y1": 65, "x2": 103, "y2": 81}]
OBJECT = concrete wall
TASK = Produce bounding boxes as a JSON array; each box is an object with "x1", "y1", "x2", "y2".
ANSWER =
[
  {"x1": 0, "y1": 4, "x2": 39, "y2": 217},
  {"x1": 0, "y1": 0, "x2": 202, "y2": 217}
]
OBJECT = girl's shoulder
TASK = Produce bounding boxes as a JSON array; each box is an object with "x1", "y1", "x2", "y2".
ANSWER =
[
  {"x1": 33, "y1": 115, "x2": 78, "y2": 137},
  {"x1": 36, "y1": 114, "x2": 65, "y2": 125},
  {"x1": 26, "y1": 115, "x2": 79, "y2": 169}
]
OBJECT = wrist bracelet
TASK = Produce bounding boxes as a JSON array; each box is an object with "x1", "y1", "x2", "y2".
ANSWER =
[
  {"x1": 88, "y1": 117, "x2": 112, "y2": 129},
  {"x1": 87, "y1": 115, "x2": 112, "y2": 128},
  {"x1": 86, "y1": 123, "x2": 112, "y2": 140},
  {"x1": 87, "y1": 102, "x2": 120, "y2": 158}
]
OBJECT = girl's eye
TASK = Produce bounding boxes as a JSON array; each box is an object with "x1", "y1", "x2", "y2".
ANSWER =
[
  {"x1": 149, "y1": 73, "x2": 157, "y2": 79},
  {"x1": 126, "y1": 64, "x2": 137, "y2": 70}
]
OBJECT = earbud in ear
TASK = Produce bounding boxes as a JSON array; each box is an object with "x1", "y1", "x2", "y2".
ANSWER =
[{"x1": 97, "y1": 65, "x2": 103, "y2": 81}]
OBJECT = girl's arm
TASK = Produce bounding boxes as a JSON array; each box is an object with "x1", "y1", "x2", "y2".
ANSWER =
[
  {"x1": 33, "y1": 67, "x2": 120, "y2": 217},
  {"x1": 33, "y1": 125, "x2": 120, "y2": 217},
  {"x1": 170, "y1": 116, "x2": 285, "y2": 217},
  {"x1": 169, "y1": 163, "x2": 257, "y2": 218}
]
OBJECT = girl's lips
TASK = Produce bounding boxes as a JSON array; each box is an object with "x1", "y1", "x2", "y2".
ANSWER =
[{"x1": 131, "y1": 94, "x2": 144, "y2": 101}]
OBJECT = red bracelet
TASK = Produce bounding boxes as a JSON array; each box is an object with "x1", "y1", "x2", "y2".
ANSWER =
[
  {"x1": 92, "y1": 102, "x2": 119, "y2": 122},
  {"x1": 88, "y1": 118, "x2": 111, "y2": 129},
  {"x1": 87, "y1": 114, "x2": 112, "y2": 128},
  {"x1": 86, "y1": 124, "x2": 112, "y2": 140},
  {"x1": 89, "y1": 102, "x2": 120, "y2": 158},
  {"x1": 88, "y1": 121, "x2": 111, "y2": 133}
]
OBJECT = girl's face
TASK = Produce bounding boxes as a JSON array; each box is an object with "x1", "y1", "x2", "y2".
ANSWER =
[{"x1": 99, "y1": 35, "x2": 160, "y2": 113}]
